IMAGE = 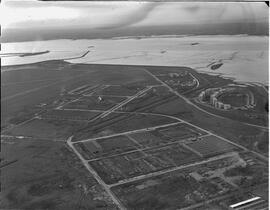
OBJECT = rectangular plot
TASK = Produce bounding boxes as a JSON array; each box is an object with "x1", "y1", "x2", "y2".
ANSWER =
[
  {"x1": 158, "y1": 123, "x2": 207, "y2": 139},
  {"x1": 89, "y1": 151, "x2": 153, "y2": 185},
  {"x1": 111, "y1": 172, "x2": 201, "y2": 210},
  {"x1": 76, "y1": 135, "x2": 139, "y2": 159},
  {"x1": 186, "y1": 135, "x2": 238, "y2": 158},
  {"x1": 63, "y1": 95, "x2": 126, "y2": 110},
  {"x1": 5, "y1": 118, "x2": 86, "y2": 140},
  {"x1": 128, "y1": 132, "x2": 164, "y2": 148},
  {"x1": 41, "y1": 109, "x2": 99, "y2": 121},
  {"x1": 145, "y1": 144, "x2": 201, "y2": 167},
  {"x1": 89, "y1": 143, "x2": 202, "y2": 185},
  {"x1": 93, "y1": 85, "x2": 142, "y2": 96}
]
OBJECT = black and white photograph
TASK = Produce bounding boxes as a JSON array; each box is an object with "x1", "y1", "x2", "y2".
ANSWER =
[{"x1": 0, "y1": 1, "x2": 269, "y2": 209}]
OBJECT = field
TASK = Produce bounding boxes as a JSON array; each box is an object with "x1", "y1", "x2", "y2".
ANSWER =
[
  {"x1": 1, "y1": 61, "x2": 268, "y2": 210},
  {"x1": 111, "y1": 151, "x2": 268, "y2": 210},
  {"x1": 68, "y1": 84, "x2": 99, "y2": 95},
  {"x1": 119, "y1": 87, "x2": 178, "y2": 113},
  {"x1": 185, "y1": 135, "x2": 239, "y2": 158},
  {"x1": 89, "y1": 142, "x2": 201, "y2": 185},
  {"x1": 4, "y1": 118, "x2": 87, "y2": 140},
  {"x1": 127, "y1": 123, "x2": 207, "y2": 148},
  {"x1": 72, "y1": 113, "x2": 178, "y2": 141},
  {"x1": 1, "y1": 61, "x2": 158, "y2": 126},
  {"x1": 92, "y1": 85, "x2": 144, "y2": 96},
  {"x1": 158, "y1": 123, "x2": 207, "y2": 139},
  {"x1": 128, "y1": 131, "x2": 165, "y2": 148},
  {"x1": 111, "y1": 168, "x2": 218, "y2": 210},
  {"x1": 74, "y1": 122, "x2": 207, "y2": 185},
  {"x1": 74, "y1": 135, "x2": 139, "y2": 160},
  {"x1": 41, "y1": 109, "x2": 100, "y2": 121},
  {"x1": 1, "y1": 138, "x2": 118, "y2": 210},
  {"x1": 63, "y1": 95, "x2": 126, "y2": 110}
]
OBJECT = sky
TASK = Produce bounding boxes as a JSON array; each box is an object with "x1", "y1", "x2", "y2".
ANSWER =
[{"x1": 0, "y1": 1, "x2": 268, "y2": 42}]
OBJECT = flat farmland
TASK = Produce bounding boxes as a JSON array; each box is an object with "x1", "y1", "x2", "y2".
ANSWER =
[
  {"x1": 41, "y1": 109, "x2": 100, "y2": 121},
  {"x1": 93, "y1": 85, "x2": 144, "y2": 96},
  {"x1": 111, "y1": 171, "x2": 200, "y2": 210},
  {"x1": 111, "y1": 169, "x2": 217, "y2": 210},
  {"x1": 185, "y1": 135, "x2": 239, "y2": 158},
  {"x1": 144, "y1": 143, "x2": 201, "y2": 168},
  {"x1": 63, "y1": 95, "x2": 126, "y2": 110},
  {"x1": 158, "y1": 123, "x2": 207, "y2": 139},
  {"x1": 89, "y1": 151, "x2": 152, "y2": 184},
  {"x1": 128, "y1": 123, "x2": 205, "y2": 148},
  {"x1": 89, "y1": 143, "x2": 201, "y2": 185},
  {"x1": 4, "y1": 118, "x2": 87, "y2": 140},
  {"x1": 2, "y1": 61, "x2": 158, "y2": 125},
  {"x1": 72, "y1": 113, "x2": 178, "y2": 141},
  {"x1": 74, "y1": 135, "x2": 139, "y2": 160},
  {"x1": 128, "y1": 131, "x2": 165, "y2": 148}
]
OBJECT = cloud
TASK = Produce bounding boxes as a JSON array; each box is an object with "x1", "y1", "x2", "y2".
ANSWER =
[
  {"x1": 96, "y1": 2, "x2": 161, "y2": 29},
  {"x1": 1, "y1": 1, "x2": 268, "y2": 30}
]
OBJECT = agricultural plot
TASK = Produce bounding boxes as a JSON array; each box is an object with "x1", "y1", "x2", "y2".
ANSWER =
[
  {"x1": 92, "y1": 85, "x2": 143, "y2": 96},
  {"x1": 128, "y1": 125, "x2": 203, "y2": 148},
  {"x1": 4, "y1": 118, "x2": 86, "y2": 140},
  {"x1": 185, "y1": 135, "x2": 239, "y2": 158},
  {"x1": 63, "y1": 95, "x2": 126, "y2": 110},
  {"x1": 89, "y1": 151, "x2": 153, "y2": 184},
  {"x1": 72, "y1": 113, "x2": 179, "y2": 141},
  {"x1": 75, "y1": 135, "x2": 140, "y2": 160},
  {"x1": 144, "y1": 143, "x2": 201, "y2": 168},
  {"x1": 89, "y1": 142, "x2": 201, "y2": 184},
  {"x1": 41, "y1": 109, "x2": 100, "y2": 121},
  {"x1": 111, "y1": 171, "x2": 212, "y2": 210},
  {"x1": 128, "y1": 131, "x2": 165, "y2": 148},
  {"x1": 158, "y1": 123, "x2": 207, "y2": 140}
]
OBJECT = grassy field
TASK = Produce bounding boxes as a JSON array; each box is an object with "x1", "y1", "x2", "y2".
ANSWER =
[
  {"x1": 76, "y1": 135, "x2": 139, "y2": 160},
  {"x1": 4, "y1": 119, "x2": 87, "y2": 140},
  {"x1": 185, "y1": 135, "x2": 239, "y2": 158},
  {"x1": 1, "y1": 61, "x2": 268, "y2": 209},
  {"x1": 41, "y1": 109, "x2": 100, "y2": 121},
  {"x1": 111, "y1": 171, "x2": 201, "y2": 210},
  {"x1": 1, "y1": 61, "x2": 158, "y2": 126},
  {"x1": 63, "y1": 95, "x2": 126, "y2": 111},
  {"x1": 93, "y1": 85, "x2": 144, "y2": 96},
  {"x1": 89, "y1": 142, "x2": 201, "y2": 185},
  {"x1": 73, "y1": 113, "x2": 177, "y2": 141},
  {"x1": 1, "y1": 138, "x2": 118, "y2": 210},
  {"x1": 120, "y1": 87, "x2": 178, "y2": 113}
]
